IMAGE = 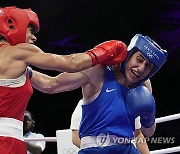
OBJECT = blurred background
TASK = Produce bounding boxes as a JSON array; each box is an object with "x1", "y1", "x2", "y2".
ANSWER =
[{"x1": 1, "y1": 0, "x2": 180, "y2": 153}]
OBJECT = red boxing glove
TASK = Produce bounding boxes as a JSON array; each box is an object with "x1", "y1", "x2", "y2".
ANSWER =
[
  {"x1": 86, "y1": 40, "x2": 127, "y2": 66},
  {"x1": 101, "y1": 53, "x2": 127, "y2": 66}
]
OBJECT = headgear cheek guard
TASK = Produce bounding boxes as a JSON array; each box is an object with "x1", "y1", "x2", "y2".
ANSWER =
[
  {"x1": 0, "y1": 6, "x2": 40, "y2": 45},
  {"x1": 122, "y1": 34, "x2": 168, "y2": 83}
]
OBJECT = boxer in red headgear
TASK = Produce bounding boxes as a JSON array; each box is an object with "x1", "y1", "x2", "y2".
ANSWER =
[
  {"x1": 0, "y1": 6, "x2": 127, "y2": 153},
  {"x1": 0, "y1": 6, "x2": 39, "y2": 45}
]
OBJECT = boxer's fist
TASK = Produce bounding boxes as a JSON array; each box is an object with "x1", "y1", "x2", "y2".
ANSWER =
[
  {"x1": 125, "y1": 86, "x2": 156, "y2": 128},
  {"x1": 101, "y1": 53, "x2": 127, "y2": 65},
  {"x1": 86, "y1": 40, "x2": 127, "y2": 66}
]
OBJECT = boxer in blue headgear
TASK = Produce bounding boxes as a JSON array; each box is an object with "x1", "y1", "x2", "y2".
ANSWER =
[
  {"x1": 122, "y1": 34, "x2": 168, "y2": 83},
  {"x1": 26, "y1": 34, "x2": 168, "y2": 154}
]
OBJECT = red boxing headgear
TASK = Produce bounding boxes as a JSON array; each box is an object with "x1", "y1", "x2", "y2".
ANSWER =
[{"x1": 0, "y1": 6, "x2": 40, "y2": 45}]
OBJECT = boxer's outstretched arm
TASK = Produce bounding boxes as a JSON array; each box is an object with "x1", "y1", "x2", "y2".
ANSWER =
[{"x1": 15, "y1": 40, "x2": 127, "y2": 73}]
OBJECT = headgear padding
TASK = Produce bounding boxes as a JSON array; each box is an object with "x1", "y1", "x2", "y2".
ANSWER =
[
  {"x1": 0, "y1": 6, "x2": 40, "y2": 45},
  {"x1": 123, "y1": 34, "x2": 168, "y2": 83}
]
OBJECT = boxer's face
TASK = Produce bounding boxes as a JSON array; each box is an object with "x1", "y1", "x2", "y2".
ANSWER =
[
  {"x1": 23, "y1": 112, "x2": 35, "y2": 134},
  {"x1": 125, "y1": 51, "x2": 154, "y2": 84},
  {"x1": 26, "y1": 25, "x2": 37, "y2": 44}
]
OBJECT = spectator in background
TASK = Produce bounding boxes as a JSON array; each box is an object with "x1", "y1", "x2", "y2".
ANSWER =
[{"x1": 23, "y1": 111, "x2": 46, "y2": 154}]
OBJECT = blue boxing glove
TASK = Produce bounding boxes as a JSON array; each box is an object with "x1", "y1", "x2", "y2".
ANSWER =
[{"x1": 125, "y1": 86, "x2": 156, "y2": 128}]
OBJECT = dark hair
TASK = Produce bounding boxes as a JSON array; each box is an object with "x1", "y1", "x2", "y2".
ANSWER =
[{"x1": 24, "y1": 110, "x2": 35, "y2": 131}]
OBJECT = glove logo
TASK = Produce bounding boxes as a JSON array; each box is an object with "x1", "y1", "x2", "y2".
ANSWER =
[{"x1": 106, "y1": 88, "x2": 116, "y2": 93}]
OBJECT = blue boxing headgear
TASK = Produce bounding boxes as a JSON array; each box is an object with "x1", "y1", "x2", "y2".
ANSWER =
[{"x1": 122, "y1": 34, "x2": 168, "y2": 83}]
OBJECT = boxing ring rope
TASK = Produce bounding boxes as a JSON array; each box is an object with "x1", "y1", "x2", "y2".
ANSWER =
[
  {"x1": 24, "y1": 113, "x2": 180, "y2": 153},
  {"x1": 150, "y1": 146, "x2": 180, "y2": 154},
  {"x1": 155, "y1": 113, "x2": 180, "y2": 124},
  {"x1": 24, "y1": 137, "x2": 57, "y2": 142}
]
